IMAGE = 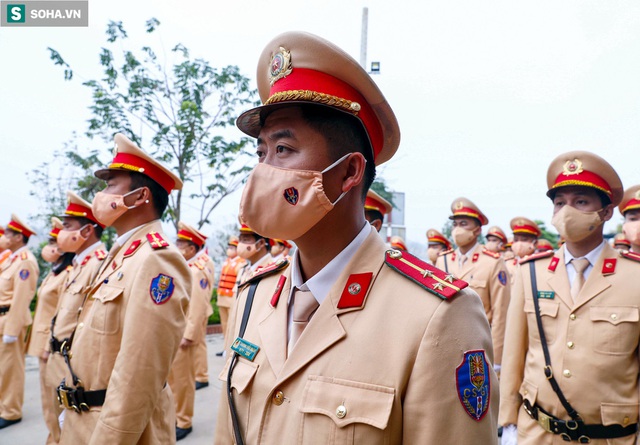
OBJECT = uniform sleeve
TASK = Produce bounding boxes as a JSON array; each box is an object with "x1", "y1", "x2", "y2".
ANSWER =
[
  {"x1": 88, "y1": 249, "x2": 191, "y2": 444},
  {"x1": 5, "y1": 259, "x2": 38, "y2": 336},
  {"x1": 498, "y1": 263, "x2": 529, "y2": 426},
  {"x1": 488, "y1": 259, "x2": 510, "y2": 366},
  {"x1": 183, "y1": 269, "x2": 211, "y2": 342},
  {"x1": 402, "y1": 289, "x2": 499, "y2": 444}
]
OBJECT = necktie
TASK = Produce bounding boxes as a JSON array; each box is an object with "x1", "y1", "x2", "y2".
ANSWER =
[
  {"x1": 570, "y1": 258, "x2": 590, "y2": 301},
  {"x1": 288, "y1": 288, "x2": 319, "y2": 356}
]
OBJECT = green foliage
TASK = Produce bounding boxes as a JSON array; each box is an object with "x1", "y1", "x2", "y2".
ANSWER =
[
  {"x1": 370, "y1": 178, "x2": 395, "y2": 208},
  {"x1": 535, "y1": 219, "x2": 559, "y2": 249},
  {"x1": 208, "y1": 289, "x2": 220, "y2": 325}
]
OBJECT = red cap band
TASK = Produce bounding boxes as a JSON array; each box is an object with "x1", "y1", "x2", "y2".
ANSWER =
[
  {"x1": 551, "y1": 170, "x2": 612, "y2": 197},
  {"x1": 110, "y1": 152, "x2": 176, "y2": 194}
]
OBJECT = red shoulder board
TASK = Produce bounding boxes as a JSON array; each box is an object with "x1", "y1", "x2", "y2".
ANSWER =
[
  {"x1": 124, "y1": 239, "x2": 142, "y2": 257},
  {"x1": 192, "y1": 260, "x2": 205, "y2": 270},
  {"x1": 482, "y1": 249, "x2": 500, "y2": 259},
  {"x1": 198, "y1": 253, "x2": 210, "y2": 263},
  {"x1": 518, "y1": 250, "x2": 554, "y2": 265},
  {"x1": 94, "y1": 249, "x2": 107, "y2": 260},
  {"x1": 239, "y1": 258, "x2": 290, "y2": 288},
  {"x1": 621, "y1": 251, "x2": 640, "y2": 263},
  {"x1": 20, "y1": 251, "x2": 28, "y2": 260},
  {"x1": 602, "y1": 258, "x2": 616, "y2": 275},
  {"x1": 147, "y1": 232, "x2": 169, "y2": 250},
  {"x1": 384, "y1": 249, "x2": 468, "y2": 300},
  {"x1": 439, "y1": 248, "x2": 454, "y2": 257}
]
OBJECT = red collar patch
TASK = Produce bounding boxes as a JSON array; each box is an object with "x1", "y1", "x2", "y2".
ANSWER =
[
  {"x1": 472, "y1": 253, "x2": 479, "y2": 263},
  {"x1": 81, "y1": 255, "x2": 91, "y2": 267},
  {"x1": 337, "y1": 273, "x2": 373, "y2": 309},
  {"x1": 548, "y1": 256, "x2": 560, "y2": 272},
  {"x1": 451, "y1": 252, "x2": 457, "y2": 261},
  {"x1": 270, "y1": 275, "x2": 287, "y2": 307},
  {"x1": 124, "y1": 239, "x2": 142, "y2": 257},
  {"x1": 602, "y1": 258, "x2": 617, "y2": 276}
]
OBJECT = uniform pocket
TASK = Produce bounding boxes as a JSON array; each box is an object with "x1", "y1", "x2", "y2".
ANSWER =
[
  {"x1": 590, "y1": 306, "x2": 639, "y2": 355},
  {"x1": 601, "y1": 403, "x2": 639, "y2": 445},
  {"x1": 299, "y1": 375, "x2": 394, "y2": 445},
  {"x1": 470, "y1": 278, "x2": 487, "y2": 289},
  {"x1": 524, "y1": 298, "x2": 559, "y2": 344},
  {"x1": 89, "y1": 284, "x2": 123, "y2": 335}
]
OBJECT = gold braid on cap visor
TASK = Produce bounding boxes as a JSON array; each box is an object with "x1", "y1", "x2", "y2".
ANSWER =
[
  {"x1": 109, "y1": 162, "x2": 145, "y2": 173},
  {"x1": 551, "y1": 180, "x2": 611, "y2": 196},
  {"x1": 265, "y1": 90, "x2": 361, "y2": 115}
]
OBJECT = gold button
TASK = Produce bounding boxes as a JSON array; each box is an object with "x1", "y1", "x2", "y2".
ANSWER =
[
  {"x1": 570, "y1": 314, "x2": 576, "y2": 320},
  {"x1": 563, "y1": 369, "x2": 572, "y2": 378},
  {"x1": 567, "y1": 341, "x2": 574, "y2": 349},
  {"x1": 336, "y1": 405, "x2": 347, "y2": 419},
  {"x1": 623, "y1": 416, "x2": 630, "y2": 425},
  {"x1": 611, "y1": 313, "x2": 618, "y2": 321},
  {"x1": 272, "y1": 390, "x2": 284, "y2": 406},
  {"x1": 523, "y1": 390, "x2": 528, "y2": 395},
  {"x1": 78, "y1": 322, "x2": 84, "y2": 329}
]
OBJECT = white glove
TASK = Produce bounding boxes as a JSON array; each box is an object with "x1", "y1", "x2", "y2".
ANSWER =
[
  {"x1": 2, "y1": 335, "x2": 18, "y2": 344},
  {"x1": 58, "y1": 410, "x2": 65, "y2": 429},
  {"x1": 502, "y1": 424, "x2": 517, "y2": 445},
  {"x1": 494, "y1": 363, "x2": 501, "y2": 372}
]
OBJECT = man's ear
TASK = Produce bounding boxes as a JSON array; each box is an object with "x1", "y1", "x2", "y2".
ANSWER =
[
  {"x1": 600, "y1": 204, "x2": 614, "y2": 222},
  {"x1": 341, "y1": 153, "x2": 366, "y2": 193},
  {"x1": 371, "y1": 219, "x2": 383, "y2": 232}
]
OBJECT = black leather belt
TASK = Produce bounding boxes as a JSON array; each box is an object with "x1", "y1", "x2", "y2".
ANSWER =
[
  {"x1": 57, "y1": 383, "x2": 106, "y2": 412},
  {"x1": 50, "y1": 336, "x2": 65, "y2": 353},
  {"x1": 0, "y1": 306, "x2": 9, "y2": 315},
  {"x1": 524, "y1": 400, "x2": 638, "y2": 442}
]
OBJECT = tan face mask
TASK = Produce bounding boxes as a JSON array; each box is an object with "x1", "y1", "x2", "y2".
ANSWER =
[
  {"x1": 511, "y1": 241, "x2": 535, "y2": 258},
  {"x1": 484, "y1": 240, "x2": 502, "y2": 253},
  {"x1": 551, "y1": 205, "x2": 604, "y2": 243},
  {"x1": 623, "y1": 221, "x2": 640, "y2": 246},
  {"x1": 57, "y1": 225, "x2": 91, "y2": 253},
  {"x1": 239, "y1": 154, "x2": 351, "y2": 240},
  {"x1": 452, "y1": 227, "x2": 477, "y2": 247},
  {"x1": 41, "y1": 244, "x2": 62, "y2": 263},
  {"x1": 92, "y1": 188, "x2": 144, "y2": 227},
  {"x1": 0, "y1": 235, "x2": 9, "y2": 251},
  {"x1": 427, "y1": 246, "x2": 440, "y2": 263},
  {"x1": 237, "y1": 240, "x2": 260, "y2": 260}
]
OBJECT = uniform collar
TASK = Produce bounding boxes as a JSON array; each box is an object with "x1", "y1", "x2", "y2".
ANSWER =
[
  {"x1": 9, "y1": 245, "x2": 28, "y2": 260},
  {"x1": 563, "y1": 240, "x2": 606, "y2": 266},
  {"x1": 115, "y1": 220, "x2": 161, "y2": 247},
  {"x1": 455, "y1": 242, "x2": 480, "y2": 259},
  {"x1": 250, "y1": 253, "x2": 273, "y2": 272},
  {"x1": 75, "y1": 240, "x2": 102, "y2": 266}
]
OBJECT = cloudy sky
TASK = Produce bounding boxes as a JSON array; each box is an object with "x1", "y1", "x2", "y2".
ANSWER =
[{"x1": 1, "y1": 0, "x2": 639, "y2": 252}]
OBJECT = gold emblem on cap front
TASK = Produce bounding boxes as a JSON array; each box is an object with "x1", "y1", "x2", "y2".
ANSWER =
[
  {"x1": 635, "y1": 190, "x2": 640, "y2": 200},
  {"x1": 563, "y1": 159, "x2": 583, "y2": 176},
  {"x1": 269, "y1": 47, "x2": 293, "y2": 86},
  {"x1": 455, "y1": 201, "x2": 464, "y2": 210}
]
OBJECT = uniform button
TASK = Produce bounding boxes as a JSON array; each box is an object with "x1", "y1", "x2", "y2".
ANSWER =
[
  {"x1": 523, "y1": 390, "x2": 528, "y2": 395},
  {"x1": 569, "y1": 314, "x2": 576, "y2": 320},
  {"x1": 611, "y1": 313, "x2": 618, "y2": 321},
  {"x1": 563, "y1": 369, "x2": 572, "y2": 378},
  {"x1": 567, "y1": 341, "x2": 574, "y2": 349},
  {"x1": 336, "y1": 405, "x2": 347, "y2": 419},
  {"x1": 623, "y1": 416, "x2": 630, "y2": 425},
  {"x1": 78, "y1": 322, "x2": 84, "y2": 329},
  {"x1": 272, "y1": 390, "x2": 284, "y2": 406}
]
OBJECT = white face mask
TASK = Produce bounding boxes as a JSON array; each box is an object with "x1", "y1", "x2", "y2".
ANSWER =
[{"x1": 551, "y1": 205, "x2": 604, "y2": 243}]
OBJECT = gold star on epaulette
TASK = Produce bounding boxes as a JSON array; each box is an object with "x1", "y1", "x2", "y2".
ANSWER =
[
  {"x1": 432, "y1": 282, "x2": 444, "y2": 291},
  {"x1": 422, "y1": 269, "x2": 433, "y2": 278},
  {"x1": 444, "y1": 274, "x2": 455, "y2": 283}
]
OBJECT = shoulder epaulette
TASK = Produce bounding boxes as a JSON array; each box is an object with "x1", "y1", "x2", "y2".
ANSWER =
[
  {"x1": 198, "y1": 253, "x2": 210, "y2": 263},
  {"x1": 438, "y1": 248, "x2": 454, "y2": 257},
  {"x1": 239, "y1": 258, "x2": 289, "y2": 288},
  {"x1": 65, "y1": 265, "x2": 73, "y2": 272},
  {"x1": 20, "y1": 251, "x2": 28, "y2": 261},
  {"x1": 384, "y1": 249, "x2": 468, "y2": 301},
  {"x1": 621, "y1": 250, "x2": 640, "y2": 263},
  {"x1": 147, "y1": 232, "x2": 169, "y2": 250},
  {"x1": 518, "y1": 250, "x2": 554, "y2": 265},
  {"x1": 94, "y1": 249, "x2": 107, "y2": 260},
  {"x1": 192, "y1": 260, "x2": 205, "y2": 270},
  {"x1": 482, "y1": 249, "x2": 501, "y2": 259}
]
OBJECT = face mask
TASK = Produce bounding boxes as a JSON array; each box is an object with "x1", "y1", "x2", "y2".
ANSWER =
[
  {"x1": 0, "y1": 235, "x2": 9, "y2": 251},
  {"x1": 92, "y1": 188, "x2": 144, "y2": 227},
  {"x1": 41, "y1": 244, "x2": 62, "y2": 263},
  {"x1": 551, "y1": 205, "x2": 603, "y2": 243},
  {"x1": 237, "y1": 241, "x2": 260, "y2": 260},
  {"x1": 57, "y1": 225, "x2": 91, "y2": 253},
  {"x1": 452, "y1": 227, "x2": 477, "y2": 247},
  {"x1": 427, "y1": 247, "x2": 440, "y2": 263},
  {"x1": 485, "y1": 240, "x2": 502, "y2": 253},
  {"x1": 512, "y1": 241, "x2": 535, "y2": 258},
  {"x1": 623, "y1": 221, "x2": 640, "y2": 246},
  {"x1": 239, "y1": 154, "x2": 351, "y2": 240}
]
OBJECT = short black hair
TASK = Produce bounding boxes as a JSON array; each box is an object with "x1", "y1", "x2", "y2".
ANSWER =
[
  {"x1": 299, "y1": 105, "x2": 376, "y2": 200},
  {"x1": 76, "y1": 217, "x2": 104, "y2": 239},
  {"x1": 548, "y1": 188, "x2": 611, "y2": 207},
  {"x1": 52, "y1": 252, "x2": 75, "y2": 275},
  {"x1": 365, "y1": 209, "x2": 384, "y2": 224},
  {"x1": 8, "y1": 229, "x2": 28, "y2": 245},
  {"x1": 129, "y1": 171, "x2": 169, "y2": 218}
]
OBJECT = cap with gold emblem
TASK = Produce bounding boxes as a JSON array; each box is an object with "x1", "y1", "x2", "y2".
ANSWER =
[
  {"x1": 546, "y1": 151, "x2": 623, "y2": 206},
  {"x1": 177, "y1": 221, "x2": 207, "y2": 249},
  {"x1": 273, "y1": 239, "x2": 293, "y2": 249},
  {"x1": 239, "y1": 224, "x2": 256, "y2": 235},
  {"x1": 50, "y1": 216, "x2": 63, "y2": 239},
  {"x1": 448, "y1": 197, "x2": 489, "y2": 226},
  {"x1": 486, "y1": 226, "x2": 507, "y2": 243},
  {"x1": 505, "y1": 238, "x2": 513, "y2": 249},
  {"x1": 7, "y1": 213, "x2": 36, "y2": 238},
  {"x1": 228, "y1": 236, "x2": 239, "y2": 247},
  {"x1": 613, "y1": 232, "x2": 631, "y2": 249},
  {"x1": 95, "y1": 133, "x2": 183, "y2": 194},
  {"x1": 63, "y1": 191, "x2": 105, "y2": 228},
  {"x1": 618, "y1": 185, "x2": 640, "y2": 216},
  {"x1": 365, "y1": 189, "x2": 392, "y2": 217},
  {"x1": 390, "y1": 235, "x2": 407, "y2": 252},
  {"x1": 536, "y1": 238, "x2": 554, "y2": 252},
  {"x1": 426, "y1": 228, "x2": 452, "y2": 250},
  {"x1": 510, "y1": 217, "x2": 541, "y2": 238},
  {"x1": 236, "y1": 31, "x2": 400, "y2": 166}
]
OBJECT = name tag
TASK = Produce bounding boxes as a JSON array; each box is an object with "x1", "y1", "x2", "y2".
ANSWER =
[
  {"x1": 537, "y1": 291, "x2": 555, "y2": 300},
  {"x1": 231, "y1": 337, "x2": 260, "y2": 362}
]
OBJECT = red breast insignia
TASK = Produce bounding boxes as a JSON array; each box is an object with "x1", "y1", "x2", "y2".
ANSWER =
[
  {"x1": 602, "y1": 258, "x2": 617, "y2": 275},
  {"x1": 518, "y1": 250, "x2": 555, "y2": 265},
  {"x1": 621, "y1": 250, "x2": 640, "y2": 263},
  {"x1": 472, "y1": 253, "x2": 479, "y2": 263},
  {"x1": 337, "y1": 273, "x2": 373, "y2": 309},
  {"x1": 147, "y1": 232, "x2": 169, "y2": 249},
  {"x1": 239, "y1": 258, "x2": 290, "y2": 288},
  {"x1": 385, "y1": 250, "x2": 468, "y2": 300},
  {"x1": 94, "y1": 249, "x2": 107, "y2": 260},
  {"x1": 456, "y1": 350, "x2": 491, "y2": 421},
  {"x1": 270, "y1": 275, "x2": 287, "y2": 307},
  {"x1": 19, "y1": 269, "x2": 30, "y2": 280},
  {"x1": 124, "y1": 240, "x2": 142, "y2": 257},
  {"x1": 482, "y1": 249, "x2": 500, "y2": 259},
  {"x1": 149, "y1": 274, "x2": 175, "y2": 305}
]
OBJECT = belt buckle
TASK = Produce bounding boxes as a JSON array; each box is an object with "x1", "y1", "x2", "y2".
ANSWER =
[
  {"x1": 537, "y1": 410, "x2": 552, "y2": 433},
  {"x1": 57, "y1": 387, "x2": 79, "y2": 412}
]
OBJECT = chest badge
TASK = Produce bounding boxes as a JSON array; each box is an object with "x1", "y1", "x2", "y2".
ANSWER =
[{"x1": 231, "y1": 337, "x2": 260, "y2": 362}]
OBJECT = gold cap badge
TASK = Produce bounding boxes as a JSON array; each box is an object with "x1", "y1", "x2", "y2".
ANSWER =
[
  {"x1": 563, "y1": 159, "x2": 583, "y2": 175},
  {"x1": 269, "y1": 47, "x2": 292, "y2": 86}
]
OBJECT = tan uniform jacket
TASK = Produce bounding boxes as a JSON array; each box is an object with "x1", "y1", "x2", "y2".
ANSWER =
[
  {"x1": 195, "y1": 251, "x2": 215, "y2": 317},
  {"x1": 59, "y1": 221, "x2": 191, "y2": 445},
  {"x1": 214, "y1": 229, "x2": 499, "y2": 444},
  {"x1": 499, "y1": 244, "x2": 640, "y2": 444},
  {"x1": 217, "y1": 256, "x2": 246, "y2": 307},
  {"x1": 184, "y1": 257, "x2": 214, "y2": 341},
  {"x1": 0, "y1": 248, "x2": 39, "y2": 336},
  {"x1": 27, "y1": 267, "x2": 70, "y2": 357},
  {"x1": 436, "y1": 244, "x2": 510, "y2": 365}
]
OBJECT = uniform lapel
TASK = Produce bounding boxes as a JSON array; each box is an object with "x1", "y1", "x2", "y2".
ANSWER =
[
  {"x1": 546, "y1": 248, "x2": 573, "y2": 310},
  {"x1": 572, "y1": 244, "x2": 614, "y2": 311},
  {"x1": 257, "y1": 271, "x2": 292, "y2": 377},
  {"x1": 457, "y1": 244, "x2": 479, "y2": 279}
]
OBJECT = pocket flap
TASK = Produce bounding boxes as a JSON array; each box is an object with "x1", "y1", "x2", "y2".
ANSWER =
[
  {"x1": 93, "y1": 284, "x2": 123, "y2": 303},
  {"x1": 301, "y1": 375, "x2": 395, "y2": 430},
  {"x1": 519, "y1": 379, "x2": 538, "y2": 406},
  {"x1": 590, "y1": 306, "x2": 639, "y2": 325},
  {"x1": 524, "y1": 299, "x2": 559, "y2": 317},
  {"x1": 470, "y1": 278, "x2": 487, "y2": 289},
  {"x1": 601, "y1": 403, "x2": 639, "y2": 426},
  {"x1": 68, "y1": 283, "x2": 85, "y2": 294},
  {"x1": 218, "y1": 357, "x2": 258, "y2": 395}
]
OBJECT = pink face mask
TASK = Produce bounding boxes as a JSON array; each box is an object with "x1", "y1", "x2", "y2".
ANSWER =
[
  {"x1": 623, "y1": 221, "x2": 640, "y2": 246},
  {"x1": 511, "y1": 241, "x2": 535, "y2": 258},
  {"x1": 92, "y1": 188, "x2": 144, "y2": 227},
  {"x1": 239, "y1": 154, "x2": 351, "y2": 240},
  {"x1": 41, "y1": 244, "x2": 62, "y2": 263},
  {"x1": 57, "y1": 225, "x2": 91, "y2": 253}
]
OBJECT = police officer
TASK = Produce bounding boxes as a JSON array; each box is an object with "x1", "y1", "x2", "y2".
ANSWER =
[
  {"x1": 620, "y1": 185, "x2": 640, "y2": 254},
  {"x1": 0, "y1": 228, "x2": 10, "y2": 267},
  {"x1": 215, "y1": 31, "x2": 498, "y2": 444},
  {"x1": 505, "y1": 217, "x2": 542, "y2": 281},
  {"x1": 270, "y1": 239, "x2": 292, "y2": 262},
  {"x1": 235, "y1": 224, "x2": 274, "y2": 285},
  {"x1": 57, "y1": 134, "x2": 191, "y2": 445},
  {"x1": 485, "y1": 226, "x2": 508, "y2": 254},
  {"x1": 500, "y1": 151, "x2": 640, "y2": 444},
  {"x1": 216, "y1": 236, "x2": 246, "y2": 353},
  {"x1": 169, "y1": 222, "x2": 212, "y2": 441},
  {"x1": 0, "y1": 214, "x2": 39, "y2": 428},
  {"x1": 193, "y1": 242, "x2": 215, "y2": 391},
  {"x1": 536, "y1": 238, "x2": 555, "y2": 253},
  {"x1": 426, "y1": 228, "x2": 452, "y2": 265},
  {"x1": 364, "y1": 189, "x2": 392, "y2": 232},
  {"x1": 436, "y1": 197, "x2": 510, "y2": 369},
  {"x1": 389, "y1": 235, "x2": 407, "y2": 252}
]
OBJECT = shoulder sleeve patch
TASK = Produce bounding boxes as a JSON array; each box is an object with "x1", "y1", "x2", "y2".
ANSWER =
[
  {"x1": 518, "y1": 250, "x2": 554, "y2": 265},
  {"x1": 384, "y1": 249, "x2": 468, "y2": 300},
  {"x1": 146, "y1": 232, "x2": 169, "y2": 250},
  {"x1": 239, "y1": 258, "x2": 290, "y2": 288},
  {"x1": 482, "y1": 249, "x2": 500, "y2": 259},
  {"x1": 94, "y1": 249, "x2": 107, "y2": 260},
  {"x1": 438, "y1": 248, "x2": 454, "y2": 257},
  {"x1": 621, "y1": 250, "x2": 640, "y2": 264}
]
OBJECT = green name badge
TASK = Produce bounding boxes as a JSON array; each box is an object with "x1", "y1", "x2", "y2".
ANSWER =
[
  {"x1": 231, "y1": 337, "x2": 260, "y2": 362},
  {"x1": 537, "y1": 291, "x2": 555, "y2": 300}
]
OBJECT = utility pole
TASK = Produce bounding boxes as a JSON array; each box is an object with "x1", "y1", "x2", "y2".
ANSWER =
[{"x1": 360, "y1": 7, "x2": 368, "y2": 69}]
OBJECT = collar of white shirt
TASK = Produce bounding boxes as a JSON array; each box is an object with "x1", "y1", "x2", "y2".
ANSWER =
[
  {"x1": 75, "y1": 241, "x2": 103, "y2": 266},
  {"x1": 563, "y1": 240, "x2": 606, "y2": 266},
  {"x1": 115, "y1": 220, "x2": 160, "y2": 247},
  {"x1": 456, "y1": 242, "x2": 479, "y2": 264}
]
